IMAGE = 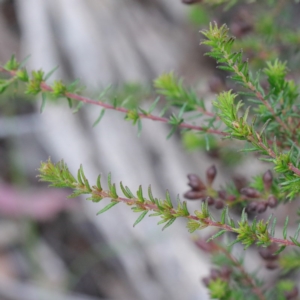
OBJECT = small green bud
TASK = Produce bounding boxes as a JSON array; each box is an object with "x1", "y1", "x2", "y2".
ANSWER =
[
  {"x1": 16, "y1": 69, "x2": 29, "y2": 82},
  {"x1": 4, "y1": 55, "x2": 19, "y2": 71},
  {"x1": 52, "y1": 80, "x2": 67, "y2": 97}
]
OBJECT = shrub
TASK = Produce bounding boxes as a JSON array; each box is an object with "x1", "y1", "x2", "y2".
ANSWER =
[{"x1": 1, "y1": 1, "x2": 300, "y2": 299}]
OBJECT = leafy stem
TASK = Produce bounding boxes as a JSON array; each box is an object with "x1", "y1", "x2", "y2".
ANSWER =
[
  {"x1": 201, "y1": 23, "x2": 294, "y2": 142},
  {"x1": 38, "y1": 159, "x2": 298, "y2": 248},
  {"x1": 0, "y1": 66, "x2": 227, "y2": 137}
]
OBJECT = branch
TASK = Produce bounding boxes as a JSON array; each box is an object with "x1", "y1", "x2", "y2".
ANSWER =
[
  {"x1": 38, "y1": 159, "x2": 298, "y2": 248},
  {"x1": 0, "y1": 66, "x2": 228, "y2": 137}
]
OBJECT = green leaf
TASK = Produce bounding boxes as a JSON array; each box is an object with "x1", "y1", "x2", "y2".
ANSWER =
[
  {"x1": 80, "y1": 164, "x2": 91, "y2": 191},
  {"x1": 294, "y1": 223, "x2": 300, "y2": 240},
  {"x1": 40, "y1": 93, "x2": 47, "y2": 113},
  {"x1": 165, "y1": 190, "x2": 172, "y2": 208},
  {"x1": 241, "y1": 208, "x2": 247, "y2": 223},
  {"x1": 221, "y1": 207, "x2": 227, "y2": 224},
  {"x1": 182, "y1": 200, "x2": 189, "y2": 216},
  {"x1": 283, "y1": 216, "x2": 289, "y2": 239},
  {"x1": 259, "y1": 119, "x2": 271, "y2": 136},
  {"x1": 204, "y1": 134, "x2": 210, "y2": 151},
  {"x1": 125, "y1": 186, "x2": 135, "y2": 199},
  {"x1": 166, "y1": 125, "x2": 178, "y2": 140},
  {"x1": 206, "y1": 230, "x2": 227, "y2": 242},
  {"x1": 93, "y1": 109, "x2": 106, "y2": 127},
  {"x1": 110, "y1": 183, "x2": 118, "y2": 199},
  {"x1": 274, "y1": 245, "x2": 286, "y2": 255},
  {"x1": 120, "y1": 182, "x2": 131, "y2": 198},
  {"x1": 96, "y1": 175, "x2": 102, "y2": 190},
  {"x1": 178, "y1": 102, "x2": 187, "y2": 119},
  {"x1": 18, "y1": 55, "x2": 31, "y2": 69},
  {"x1": 77, "y1": 168, "x2": 84, "y2": 186},
  {"x1": 162, "y1": 218, "x2": 176, "y2": 230},
  {"x1": 148, "y1": 97, "x2": 160, "y2": 114},
  {"x1": 97, "y1": 201, "x2": 118, "y2": 215},
  {"x1": 137, "y1": 119, "x2": 142, "y2": 137},
  {"x1": 290, "y1": 237, "x2": 300, "y2": 247},
  {"x1": 107, "y1": 173, "x2": 112, "y2": 191},
  {"x1": 133, "y1": 211, "x2": 148, "y2": 227},
  {"x1": 44, "y1": 66, "x2": 59, "y2": 81},
  {"x1": 73, "y1": 101, "x2": 84, "y2": 114},
  {"x1": 98, "y1": 84, "x2": 112, "y2": 99},
  {"x1": 148, "y1": 185, "x2": 155, "y2": 203},
  {"x1": 67, "y1": 98, "x2": 72, "y2": 108},
  {"x1": 136, "y1": 185, "x2": 144, "y2": 202}
]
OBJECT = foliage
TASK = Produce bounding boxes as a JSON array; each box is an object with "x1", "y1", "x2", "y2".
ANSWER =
[{"x1": 1, "y1": 1, "x2": 300, "y2": 299}]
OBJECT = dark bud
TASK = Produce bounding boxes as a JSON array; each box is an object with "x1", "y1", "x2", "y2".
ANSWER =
[
  {"x1": 240, "y1": 187, "x2": 261, "y2": 198},
  {"x1": 265, "y1": 261, "x2": 279, "y2": 270},
  {"x1": 208, "y1": 76, "x2": 226, "y2": 94},
  {"x1": 184, "y1": 190, "x2": 205, "y2": 200},
  {"x1": 187, "y1": 174, "x2": 206, "y2": 191},
  {"x1": 268, "y1": 195, "x2": 278, "y2": 208},
  {"x1": 202, "y1": 277, "x2": 211, "y2": 287},
  {"x1": 263, "y1": 170, "x2": 273, "y2": 191},
  {"x1": 218, "y1": 190, "x2": 227, "y2": 200},
  {"x1": 210, "y1": 269, "x2": 220, "y2": 280},
  {"x1": 195, "y1": 237, "x2": 219, "y2": 253},
  {"x1": 215, "y1": 200, "x2": 224, "y2": 210},
  {"x1": 233, "y1": 175, "x2": 248, "y2": 191},
  {"x1": 227, "y1": 195, "x2": 237, "y2": 202},
  {"x1": 206, "y1": 165, "x2": 217, "y2": 186},
  {"x1": 195, "y1": 239, "x2": 212, "y2": 252},
  {"x1": 259, "y1": 246, "x2": 279, "y2": 261},
  {"x1": 230, "y1": 22, "x2": 253, "y2": 38},
  {"x1": 246, "y1": 201, "x2": 258, "y2": 213},
  {"x1": 220, "y1": 266, "x2": 231, "y2": 279},
  {"x1": 285, "y1": 287, "x2": 298, "y2": 300},
  {"x1": 206, "y1": 196, "x2": 215, "y2": 206},
  {"x1": 257, "y1": 202, "x2": 268, "y2": 213}
]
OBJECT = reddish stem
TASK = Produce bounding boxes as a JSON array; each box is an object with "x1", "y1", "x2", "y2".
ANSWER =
[
  {"x1": 98, "y1": 190, "x2": 296, "y2": 247},
  {"x1": 40, "y1": 82, "x2": 228, "y2": 136}
]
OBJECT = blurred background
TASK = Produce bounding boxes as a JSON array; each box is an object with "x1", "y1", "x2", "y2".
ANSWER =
[
  {"x1": 0, "y1": 1, "x2": 217, "y2": 299},
  {"x1": 0, "y1": 0, "x2": 296, "y2": 300}
]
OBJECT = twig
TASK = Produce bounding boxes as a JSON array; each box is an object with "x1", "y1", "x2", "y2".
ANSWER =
[
  {"x1": 41, "y1": 82, "x2": 228, "y2": 136},
  {"x1": 95, "y1": 190, "x2": 295, "y2": 247}
]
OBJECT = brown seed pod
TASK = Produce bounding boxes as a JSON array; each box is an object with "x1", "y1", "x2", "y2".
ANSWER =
[
  {"x1": 263, "y1": 170, "x2": 273, "y2": 191},
  {"x1": 206, "y1": 196, "x2": 215, "y2": 206},
  {"x1": 232, "y1": 175, "x2": 248, "y2": 191},
  {"x1": 256, "y1": 202, "x2": 268, "y2": 213},
  {"x1": 215, "y1": 200, "x2": 224, "y2": 210},
  {"x1": 206, "y1": 165, "x2": 217, "y2": 186},
  {"x1": 184, "y1": 190, "x2": 205, "y2": 200},
  {"x1": 265, "y1": 261, "x2": 279, "y2": 270},
  {"x1": 227, "y1": 195, "x2": 237, "y2": 202},
  {"x1": 230, "y1": 22, "x2": 253, "y2": 38},
  {"x1": 208, "y1": 76, "x2": 226, "y2": 94},
  {"x1": 268, "y1": 195, "x2": 278, "y2": 208},
  {"x1": 240, "y1": 187, "x2": 261, "y2": 198},
  {"x1": 210, "y1": 269, "x2": 220, "y2": 280},
  {"x1": 187, "y1": 174, "x2": 206, "y2": 191},
  {"x1": 246, "y1": 201, "x2": 258, "y2": 213},
  {"x1": 220, "y1": 266, "x2": 232, "y2": 279},
  {"x1": 218, "y1": 190, "x2": 227, "y2": 200},
  {"x1": 259, "y1": 246, "x2": 279, "y2": 261},
  {"x1": 202, "y1": 277, "x2": 211, "y2": 287}
]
